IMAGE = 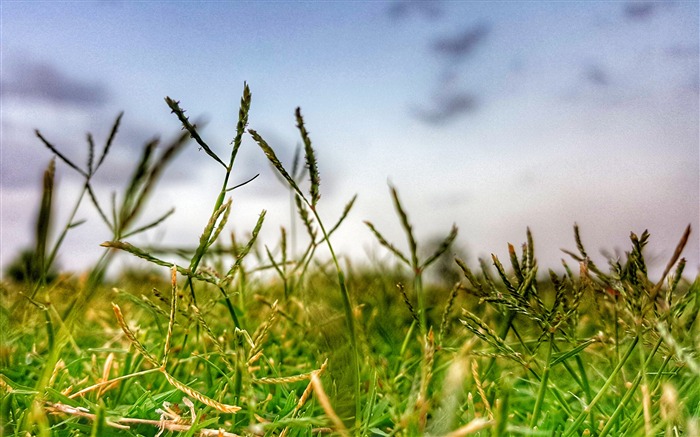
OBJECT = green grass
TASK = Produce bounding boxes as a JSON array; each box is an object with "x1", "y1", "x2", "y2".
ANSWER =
[{"x1": 1, "y1": 84, "x2": 698, "y2": 437}]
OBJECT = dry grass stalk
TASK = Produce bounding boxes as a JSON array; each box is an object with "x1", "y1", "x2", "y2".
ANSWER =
[
  {"x1": 49, "y1": 358, "x2": 66, "y2": 390},
  {"x1": 418, "y1": 328, "x2": 435, "y2": 405},
  {"x1": 47, "y1": 402, "x2": 241, "y2": 436},
  {"x1": 471, "y1": 359, "x2": 493, "y2": 420},
  {"x1": 250, "y1": 300, "x2": 277, "y2": 360},
  {"x1": 97, "y1": 352, "x2": 116, "y2": 397},
  {"x1": 162, "y1": 265, "x2": 178, "y2": 368},
  {"x1": 660, "y1": 383, "x2": 679, "y2": 432},
  {"x1": 641, "y1": 384, "x2": 652, "y2": 437},
  {"x1": 310, "y1": 371, "x2": 350, "y2": 437},
  {"x1": 300, "y1": 359, "x2": 329, "y2": 408},
  {"x1": 161, "y1": 370, "x2": 241, "y2": 414},
  {"x1": 444, "y1": 417, "x2": 493, "y2": 436},
  {"x1": 650, "y1": 224, "x2": 690, "y2": 303},
  {"x1": 68, "y1": 368, "x2": 161, "y2": 399},
  {"x1": 253, "y1": 371, "x2": 315, "y2": 385},
  {"x1": 280, "y1": 359, "x2": 330, "y2": 437},
  {"x1": 190, "y1": 303, "x2": 235, "y2": 372},
  {"x1": 112, "y1": 303, "x2": 159, "y2": 366},
  {"x1": 112, "y1": 300, "x2": 241, "y2": 414}
]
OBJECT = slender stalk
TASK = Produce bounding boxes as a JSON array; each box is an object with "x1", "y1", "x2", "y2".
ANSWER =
[
  {"x1": 563, "y1": 335, "x2": 639, "y2": 437},
  {"x1": 312, "y1": 210, "x2": 361, "y2": 433},
  {"x1": 598, "y1": 336, "x2": 664, "y2": 437},
  {"x1": 414, "y1": 272, "x2": 427, "y2": 336},
  {"x1": 530, "y1": 332, "x2": 554, "y2": 427},
  {"x1": 168, "y1": 84, "x2": 251, "y2": 311}
]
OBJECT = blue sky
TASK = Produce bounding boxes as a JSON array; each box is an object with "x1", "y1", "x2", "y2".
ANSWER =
[{"x1": 1, "y1": 1, "x2": 698, "y2": 278}]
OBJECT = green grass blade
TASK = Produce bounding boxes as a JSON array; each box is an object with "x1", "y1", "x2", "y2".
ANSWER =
[
  {"x1": 551, "y1": 338, "x2": 597, "y2": 367},
  {"x1": 562, "y1": 335, "x2": 640, "y2": 437},
  {"x1": 529, "y1": 333, "x2": 554, "y2": 427},
  {"x1": 88, "y1": 402, "x2": 106, "y2": 437}
]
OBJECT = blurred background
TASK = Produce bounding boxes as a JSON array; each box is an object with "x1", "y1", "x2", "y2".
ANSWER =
[{"x1": 2, "y1": 1, "x2": 698, "y2": 279}]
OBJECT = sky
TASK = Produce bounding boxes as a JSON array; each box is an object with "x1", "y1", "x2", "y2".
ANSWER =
[{"x1": 1, "y1": 1, "x2": 698, "y2": 280}]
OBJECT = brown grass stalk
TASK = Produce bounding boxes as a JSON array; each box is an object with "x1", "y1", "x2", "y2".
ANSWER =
[{"x1": 47, "y1": 402, "x2": 240, "y2": 436}]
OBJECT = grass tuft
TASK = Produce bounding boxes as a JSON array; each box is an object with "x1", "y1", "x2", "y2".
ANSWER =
[{"x1": 3, "y1": 85, "x2": 697, "y2": 437}]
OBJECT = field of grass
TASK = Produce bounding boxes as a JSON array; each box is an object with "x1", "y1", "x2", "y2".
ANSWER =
[{"x1": 1, "y1": 84, "x2": 698, "y2": 436}]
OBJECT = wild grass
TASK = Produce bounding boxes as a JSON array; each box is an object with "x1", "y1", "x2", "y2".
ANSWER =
[{"x1": 1, "y1": 85, "x2": 698, "y2": 436}]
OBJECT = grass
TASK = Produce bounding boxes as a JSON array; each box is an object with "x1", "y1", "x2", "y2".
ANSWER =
[{"x1": 1, "y1": 84, "x2": 698, "y2": 437}]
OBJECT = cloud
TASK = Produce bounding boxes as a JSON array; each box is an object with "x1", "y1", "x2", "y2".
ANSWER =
[
  {"x1": 1, "y1": 59, "x2": 109, "y2": 106},
  {"x1": 0, "y1": 138, "x2": 47, "y2": 189},
  {"x1": 386, "y1": 0, "x2": 443, "y2": 21},
  {"x1": 584, "y1": 64, "x2": 610, "y2": 86},
  {"x1": 413, "y1": 91, "x2": 479, "y2": 125},
  {"x1": 664, "y1": 44, "x2": 700, "y2": 59},
  {"x1": 0, "y1": 104, "x2": 203, "y2": 190},
  {"x1": 0, "y1": 54, "x2": 211, "y2": 191},
  {"x1": 431, "y1": 22, "x2": 491, "y2": 60},
  {"x1": 623, "y1": 2, "x2": 657, "y2": 21}
]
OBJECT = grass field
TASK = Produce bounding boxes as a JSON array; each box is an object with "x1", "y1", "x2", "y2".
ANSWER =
[{"x1": 1, "y1": 85, "x2": 698, "y2": 436}]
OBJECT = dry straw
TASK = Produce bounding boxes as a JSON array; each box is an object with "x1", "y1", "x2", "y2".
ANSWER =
[{"x1": 110, "y1": 267, "x2": 243, "y2": 415}]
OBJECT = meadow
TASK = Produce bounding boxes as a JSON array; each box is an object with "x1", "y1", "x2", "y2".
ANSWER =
[{"x1": 1, "y1": 84, "x2": 698, "y2": 436}]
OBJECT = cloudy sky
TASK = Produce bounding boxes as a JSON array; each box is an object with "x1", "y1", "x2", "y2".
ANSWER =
[{"x1": 1, "y1": 1, "x2": 698, "y2": 279}]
